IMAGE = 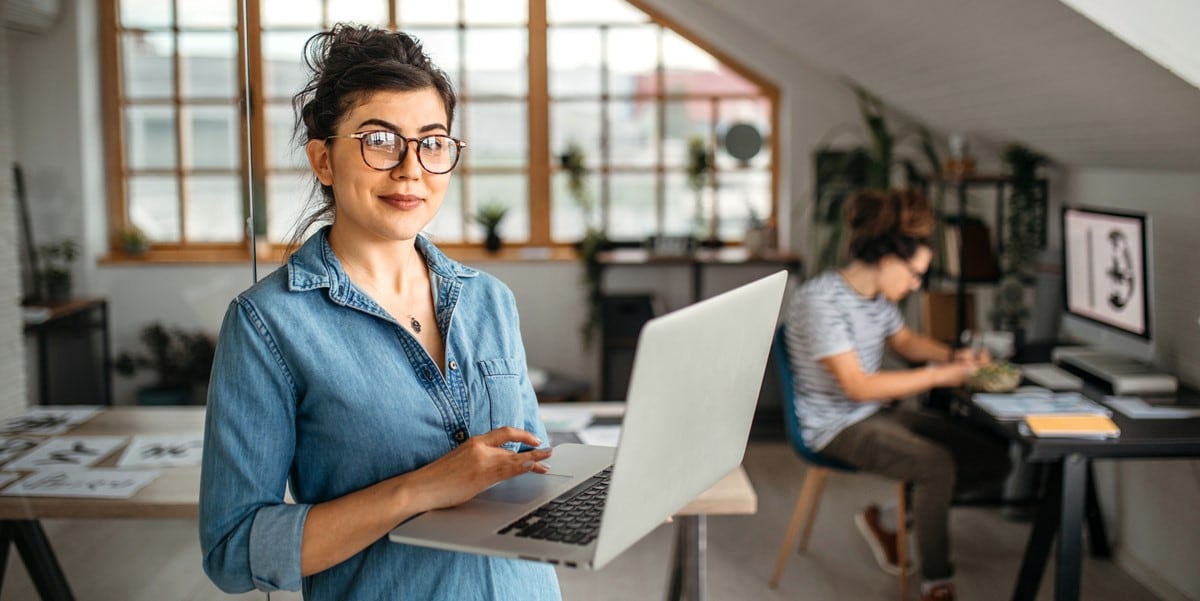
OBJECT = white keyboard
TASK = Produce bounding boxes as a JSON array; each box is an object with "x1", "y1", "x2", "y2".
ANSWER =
[{"x1": 1020, "y1": 363, "x2": 1084, "y2": 391}]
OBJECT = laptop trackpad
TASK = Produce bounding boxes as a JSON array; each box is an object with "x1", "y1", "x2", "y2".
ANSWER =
[{"x1": 475, "y1": 472, "x2": 571, "y2": 504}]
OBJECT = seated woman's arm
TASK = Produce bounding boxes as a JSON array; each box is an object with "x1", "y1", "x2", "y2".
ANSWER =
[
  {"x1": 887, "y1": 326, "x2": 991, "y2": 365},
  {"x1": 819, "y1": 348, "x2": 973, "y2": 402}
]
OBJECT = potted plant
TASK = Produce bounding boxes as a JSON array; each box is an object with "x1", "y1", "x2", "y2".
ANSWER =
[
  {"x1": 686, "y1": 135, "x2": 716, "y2": 244},
  {"x1": 473, "y1": 202, "x2": 509, "y2": 253},
  {"x1": 118, "y1": 224, "x2": 150, "y2": 256},
  {"x1": 989, "y1": 144, "x2": 1048, "y2": 343},
  {"x1": 37, "y1": 237, "x2": 79, "y2": 303},
  {"x1": 114, "y1": 322, "x2": 217, "y2": 405},
  {"x1": 560, "y1": 141, "x2": 608, "y2": 346}
]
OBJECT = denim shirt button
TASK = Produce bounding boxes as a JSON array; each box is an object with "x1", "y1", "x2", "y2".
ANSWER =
[
  {"x1": 448, "y1": 360, "x2": 458, "y2": 370},
  {"x1": 453, "y1": 428, "x2": 468, "y2": 443}
]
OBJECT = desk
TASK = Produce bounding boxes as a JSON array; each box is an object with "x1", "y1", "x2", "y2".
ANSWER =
[
  {"x1": 597, "y1": 247, "x2": 801, "y2": 304},
  {"x1": 21, "y1": 298, "x2": 112, "y2": 406},
  {"x1": 955, "y1": 385, "x2": 1200, "y2": 601},
  {"x1": 1, "y1": 406, "x2": 753, "y2": 601}
]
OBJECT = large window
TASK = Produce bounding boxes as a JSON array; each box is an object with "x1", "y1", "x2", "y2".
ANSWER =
[{"x1": 102, "y1": 0, "x2": 777, "y2": 260}]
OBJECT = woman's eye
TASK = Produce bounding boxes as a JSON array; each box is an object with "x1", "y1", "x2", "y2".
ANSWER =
[
  {"x1": 419, "y1": 137, "x2": 445, "y2": 151},
  {"x1": 363, "y1": 132, "x2": 396, "y2": 149}
]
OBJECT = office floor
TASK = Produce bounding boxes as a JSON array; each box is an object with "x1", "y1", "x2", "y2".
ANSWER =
[{"x1": 0, "y1": 442, "x2": 1162, "y2": 601}]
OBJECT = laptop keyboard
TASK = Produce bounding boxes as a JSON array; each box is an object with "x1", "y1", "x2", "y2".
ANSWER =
[{"x1": 498, "y1": 466, "x2": 613, "y2": 546}]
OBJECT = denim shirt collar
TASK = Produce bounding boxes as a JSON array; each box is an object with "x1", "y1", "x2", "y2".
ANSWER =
[{"x1": 286, "y1": 226, "x2": 479, "y2": 300}]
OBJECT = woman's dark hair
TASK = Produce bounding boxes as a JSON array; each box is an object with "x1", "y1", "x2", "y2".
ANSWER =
[
  {"x1": 844, "y1": 188, "x2": 934, "y2": 264},
  {"x1": 286, "y1": 25, "x2": 458, "y2": 253}
]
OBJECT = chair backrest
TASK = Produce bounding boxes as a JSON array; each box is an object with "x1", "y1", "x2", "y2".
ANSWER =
[{"x1": 772, "y1": 324, "x2": 855, "y2": 471}]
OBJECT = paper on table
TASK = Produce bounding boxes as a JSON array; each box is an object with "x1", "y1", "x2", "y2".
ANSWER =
[
  {"x1": 1, "y1": 468, "x2": 159, "y2": 499},
  {"x1": 0, "y1": 407, "x2": 103, "y2": 436},
  {"x1": 0, "y1": 473, "x2": 20, "y2": 489},
  {"x1": 1024, "y1": 414, "x2": 1120, "y2": 439},
  {"x1": 1105, "y1": 396, "x2": 1200, "y2": 419},
  {"x1": 5, "y1": 436, "x2": 127, "y2": 471},
  {"x1": 577, "y1": 425, "x2": 621, "y2": 447},
  {"x1": 117, "y1": 434, "x2": 204, "y2": 468},
  {"x1": 0, "y1": 436, "x2": 41, "y2": 465},
  {"x1": 973, "y1": 389, "x2": 1111, "y2": 420}
]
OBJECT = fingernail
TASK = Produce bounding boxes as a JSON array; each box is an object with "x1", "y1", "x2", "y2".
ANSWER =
[{"x1": 532, "y1": 437, "x2": 542, "y2": 446}]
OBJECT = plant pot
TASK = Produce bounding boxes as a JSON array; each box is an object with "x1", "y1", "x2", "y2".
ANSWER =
[
  {"x1": 43, "y1": 274, "x2": 71, "y2": 304},
  {"x1": 136, "y1": 386, "x2": 192, "y2": 406},
  {"x1": 484, "y1": 231, "x2": 502, "y2": 253}
]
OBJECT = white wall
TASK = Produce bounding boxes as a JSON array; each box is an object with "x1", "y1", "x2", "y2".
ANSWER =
[
  {"x1": 0, "y1": 22, "x2": 28, "y2": 419},
  {"x1": 1065, "y1": 168, "x2": 1200, "y2": 601}
]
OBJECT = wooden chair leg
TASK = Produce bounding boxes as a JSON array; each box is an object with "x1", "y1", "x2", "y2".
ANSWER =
[
  {"x1": 896, "y1": 482, "x2": 909, "y2": 601},
  {"x1": 796, "y1": 468, "x2": 829, "y2": 553},
  {"x1": 769, "y1": 467, "x2": 828, "y2": 588}
]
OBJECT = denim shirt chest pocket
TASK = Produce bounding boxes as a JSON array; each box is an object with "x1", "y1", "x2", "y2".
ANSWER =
[{"x1": 473, "y1": 357, "x2": 525, "y2": 451}]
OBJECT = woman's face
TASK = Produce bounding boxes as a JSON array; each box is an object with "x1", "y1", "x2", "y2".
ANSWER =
[
  {"x1": 306, "y1": 88, "x2": 452, "y2": 244},
  {"x1": 879, "y1": 245, "x2": 932, "y2": 302}
]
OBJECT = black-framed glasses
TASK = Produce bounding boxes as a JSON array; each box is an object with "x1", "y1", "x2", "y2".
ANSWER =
[{"x1": 325, "y1": 131, "x2": 466, "y2": 174}]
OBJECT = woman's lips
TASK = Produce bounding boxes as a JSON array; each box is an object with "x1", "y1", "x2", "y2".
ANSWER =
[{"x1": 379, "y1": 194, "x2": 422, "y2": 210}]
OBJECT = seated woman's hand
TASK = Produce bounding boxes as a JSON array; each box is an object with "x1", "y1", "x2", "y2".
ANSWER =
[
  {"x1": 403, "y1": 427, "x2": 552, "y2": 512},
  {"x1": 952, "y1": 346, "x2": 992, "y2": 364}
]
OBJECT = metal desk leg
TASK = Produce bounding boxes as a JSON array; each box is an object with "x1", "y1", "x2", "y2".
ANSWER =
[
  {"x1": 1055, "y1": 454, "x2": 1088, "y2": 601},
  {"x1": 1012, "y1": 462, "x2": 1061, "y2": 601},
  {"x1": 1084, "y1": 463, "x2": 1111, "y2": 558},
  {"x1": 665, "y1": 515, "x2": 707, "y2": 601},
  {"x1": 1, "y1": 520, "x2": 77, "y2": 601}
]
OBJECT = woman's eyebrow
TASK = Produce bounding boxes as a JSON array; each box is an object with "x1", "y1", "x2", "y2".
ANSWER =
[{"x1": 354, "y1": 118, "x2": 449, "y2": 134}]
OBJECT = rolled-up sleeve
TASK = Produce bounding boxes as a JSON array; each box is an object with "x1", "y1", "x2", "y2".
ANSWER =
[{"x1": 200, "y1": 297, "x2": 310, "y2": 593}]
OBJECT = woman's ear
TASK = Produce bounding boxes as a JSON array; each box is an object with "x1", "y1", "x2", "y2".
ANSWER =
[{"x1": 306, "y1": 139, "x2": 334, "y2": 186}]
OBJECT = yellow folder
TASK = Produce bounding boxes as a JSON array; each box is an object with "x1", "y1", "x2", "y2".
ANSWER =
[{"x1": 1024, "y1": 413, "x2": 1121, "y2": 438}]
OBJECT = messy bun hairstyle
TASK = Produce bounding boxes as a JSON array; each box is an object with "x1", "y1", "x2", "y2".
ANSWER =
[
  {"x1": 844, "y1": 188, "x2": 934, "y2": 264},
  {"x1": 287, "y1": 25, "x2": 457, "y2": 252}
]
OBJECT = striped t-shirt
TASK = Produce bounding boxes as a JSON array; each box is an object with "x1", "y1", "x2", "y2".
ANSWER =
[{"x1": 784, "y1": 270, "x2": 905, "y2": 451}]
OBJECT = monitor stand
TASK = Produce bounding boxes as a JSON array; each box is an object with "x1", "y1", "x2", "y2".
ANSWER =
[{"x1": 1051, "y1": 346, "x2": 1179, "y2": 395}]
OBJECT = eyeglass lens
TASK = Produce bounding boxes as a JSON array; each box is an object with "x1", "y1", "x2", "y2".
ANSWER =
[{"x1": 359, "y1": 131, "x2": 461, "y2": 173}]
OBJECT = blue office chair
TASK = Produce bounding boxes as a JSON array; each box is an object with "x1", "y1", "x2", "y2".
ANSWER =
[{"x1": 768, "y1": 325, "x2": 910, "y2": 599}]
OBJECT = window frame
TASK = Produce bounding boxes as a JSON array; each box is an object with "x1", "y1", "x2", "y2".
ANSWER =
[{"x1": 99, "y1": 0, "x2": 779, "y2": 262}]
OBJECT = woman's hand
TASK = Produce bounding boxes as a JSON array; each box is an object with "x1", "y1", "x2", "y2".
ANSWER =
[
  {"x1": 402, "y1": 427, "x2": 553, "y2": 513},
  {"x1": 952, "y1": 346, "x2": 993, "y2": 364}
]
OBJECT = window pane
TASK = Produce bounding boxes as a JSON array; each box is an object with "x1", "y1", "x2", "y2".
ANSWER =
[
  {"x1": 548, "y1": 0, "x2": 646, "y2": 24},
  {"x1": 662, "y1": 30, "x2": 718, "y2": 73},
  {"x1": 263, "y1": 31, "x2": 319, "y2": 98},
  {"x1": 552, "y1": 172, "x2": 600, "y2": 243},
  {"x1": 464, "y1": 102, "x2": 526, "y2": 169},
  {"x1": 549, "y1": 28, "x2": 601, "y2": 97},
  {"x1": 463, "y1": 0, "x2": 526, "y2": 24},
  {"x1": 665, "y1": 172, "x2": 704, "y2": 237},
  {"x1": 607, "y1": 100, "x2": 657, "y2": 168},
  {"x1": 261, "y1": 0, "x2": 321, "y2": 27},
  {"x1": 405, "y1": 28, "x2": 461, "y2": 79},
  {"x1": 180, "y1": 32, "x2": 237, "y2": 98},
  {"x1": 267, "y1": 103, "x2": 307, "y2": 169},
  {"x1": 328, "y1": 0, "x2": 388, "y2": 25},
  {"x1": 398, "y1": 0, "x2": 458, "y2": 25},
  {"x1": 122, "y1": 32, "x2": 174, "y2": 99},
  {"x1": 183, "y1": 105, "x2": 239, "y2": 169},
  {"x1": 120, "y1": 0, "x2": 171, "y2": 28},
  {"x1": 267, "y1": 172, "x2": 313, "y2": 244},
  {"x1": 608, "y1": 26, "x2": 658, "y2": 96},
  {"x1": 422, "y1": 177, "x2": 463, "y2": 243},
  {"x1": 185, "y1": 176, "x2": 242, "y2": 242},
  {"x1": 663, "y1": 100, "x2": 712, "y2": 166},
  {"x1": 125, "y1": 106, "x2": 178, "y2": 169},
  {"x1": 129, "y1": 176, "x2": 180, "y2": 242},
  {"x1": 551, "y1": 101, "x2": 601, "y2": 168},
  {"x1": 608, "y1": 173, "x2": 657, "y2": 241},
  {"x1": 463, "y1": 29, "x2": 527, "y2": 96},
  {"x1": 465, "y1": 174, "x2": 528, "y2": 243},
  {"x1": 178, "y1": 0, "x2": 236, "y2": 28},
  {"x1": 716, "y1": 169, "x2": 772, "y2": 241}
]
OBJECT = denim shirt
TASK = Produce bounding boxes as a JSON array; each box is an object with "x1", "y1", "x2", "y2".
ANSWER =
[{"x1": 199, "y1": 227, "x2": 560, "y2": 600}]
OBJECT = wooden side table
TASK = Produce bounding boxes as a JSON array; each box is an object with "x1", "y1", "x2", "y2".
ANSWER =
[{"x1": 21, "y1": 297, "x2": 112, "y2": 406}]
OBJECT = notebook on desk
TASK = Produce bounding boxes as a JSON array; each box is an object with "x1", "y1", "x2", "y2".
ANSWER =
[
  {"x1": 1024, "y1": 414, "x2": 1120, "y2": 439},
  {"x1": 388, "y1": 271, "x2": 787, "y2": 570}
]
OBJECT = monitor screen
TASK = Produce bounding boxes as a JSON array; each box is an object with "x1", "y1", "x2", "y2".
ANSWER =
[{"x1": 1062, "y1": 206, "x2": 1150, "y2": 339}]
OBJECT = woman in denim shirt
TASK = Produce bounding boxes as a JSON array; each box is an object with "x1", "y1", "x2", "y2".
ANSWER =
[{"x1": 200, "y1": 25, "x2": 560, "y2": 600}]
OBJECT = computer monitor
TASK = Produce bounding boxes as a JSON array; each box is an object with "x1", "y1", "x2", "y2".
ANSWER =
[{"x1": 1060, "y1": 206, "x2": 1155, "y2": 363}]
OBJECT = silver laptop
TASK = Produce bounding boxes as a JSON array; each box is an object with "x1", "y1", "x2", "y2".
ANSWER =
[{"x1": 389, "y1": 271, "x2": 787, "y2": 570}]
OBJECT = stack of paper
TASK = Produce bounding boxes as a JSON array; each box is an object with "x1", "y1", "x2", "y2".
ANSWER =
[
  {"x1": 1024, "y1": 414, "x2": 1120, "y2": 439},
  {"x1": 972, "y1": 389, "x2": 1111, "y2": 420}
]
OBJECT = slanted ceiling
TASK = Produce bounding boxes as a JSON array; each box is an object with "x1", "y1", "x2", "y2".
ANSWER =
[{"x1": 691, "y1": 0, "x2": 1200, "y2": 171}]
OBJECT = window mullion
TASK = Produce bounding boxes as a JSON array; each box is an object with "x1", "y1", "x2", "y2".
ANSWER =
[{"x1": 527, "y1": 0, "x2": 550, "y2": 246}]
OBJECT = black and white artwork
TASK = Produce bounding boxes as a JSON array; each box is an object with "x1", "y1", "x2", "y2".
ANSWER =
[
  {"x1": 0, "y1": 436, "x2": 42, "y2": 465},
  {"x1": 1065, "y1": 211, "x2": 1147, "y2": 336},
  {"x1": 5, "y1": 436, "x2": 127, "y2": 471},
  {"x1": 0, "y1": 407, "x2": 103, "y2": 436},
  {"x1": 1, "y1": 468, "x2": 159, "y2": 499},
  {"x1": 117, "y1": 434, "x2": 204, "y2": 468}
]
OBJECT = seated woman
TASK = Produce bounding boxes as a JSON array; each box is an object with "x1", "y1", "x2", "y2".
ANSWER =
[{"x1": 784, "y1": 188, "x2": 1011, "y2": 601}]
